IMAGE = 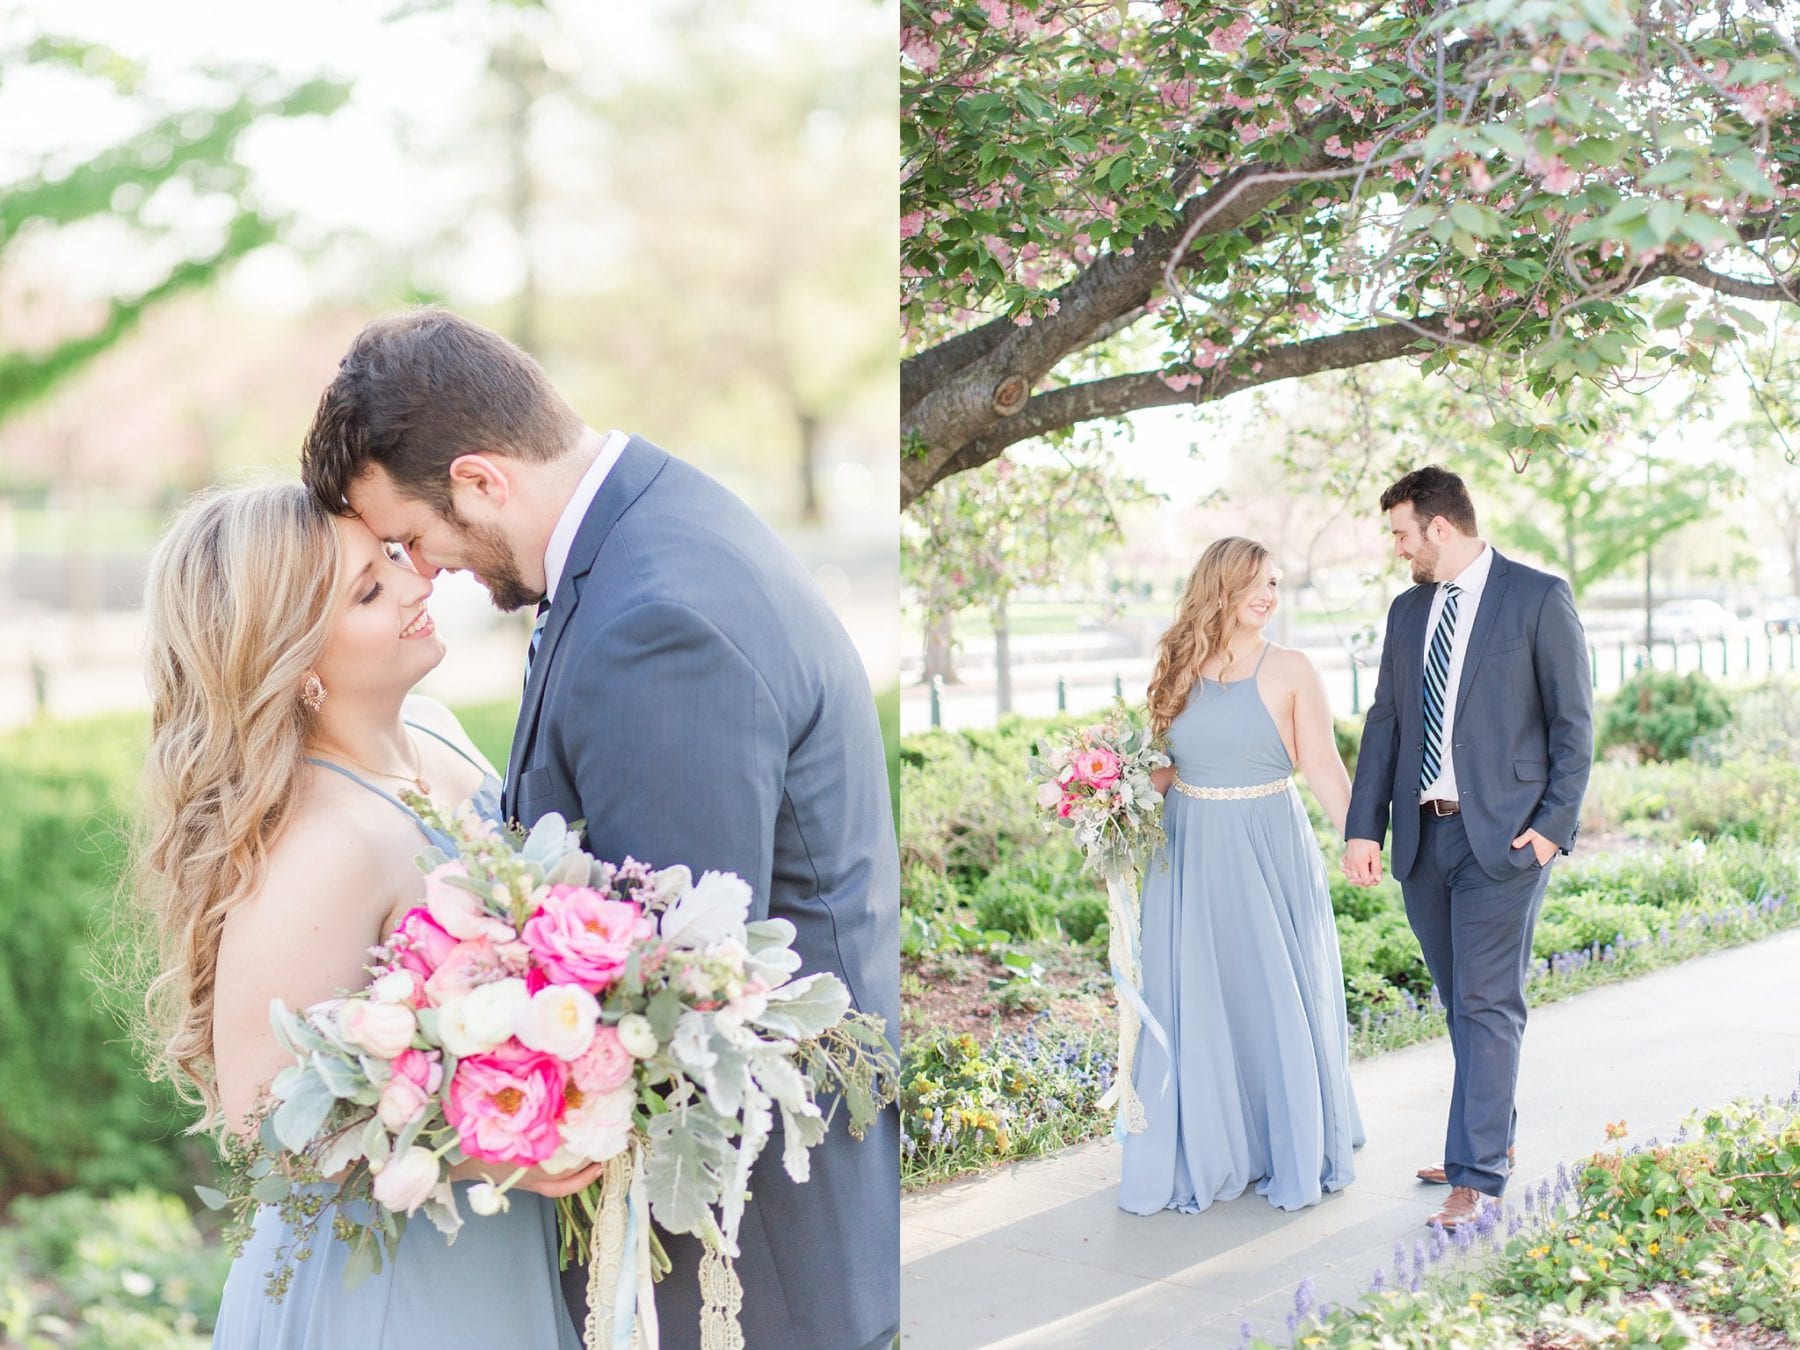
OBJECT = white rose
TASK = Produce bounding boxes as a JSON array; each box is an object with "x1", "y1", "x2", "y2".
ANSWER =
[
  {"x1": 466, "y1": 1181, "x2": 510, "y2": 1216},
  {"x1": 336, "y1": 999, "x2": 417, "y2": 1060},
  {"x1": 1036, "y1": 781, "x2": 1063, "y2": 809},
  {"x1": 370, "y1": 970, "x2": 416, "y2": 1004},
  {"x1": 559, "y1": 1084, "x2": 635, "y2": 1163},
  {"x1": 438, "y1": 979, "x2": 530, "y2": 1057},
  {"x1": 650, "y1": 864, "x2": 692, "y2": 905},
  {"x1": 615, "y1": 1013, "x2": 659, "y2": 1060},
  {"x1": 370, "y1": 1145, "x2": 440, "y2": 1214},
  {"x1": 662, "y1": 870, "x2": 753, "y2": 948},
  {"x1": 513, "y1": 985, "x2": 600, "y2": 1060},
  {"x1": 376, "y1": 1078, "x2": 430, "y2": 1131}
]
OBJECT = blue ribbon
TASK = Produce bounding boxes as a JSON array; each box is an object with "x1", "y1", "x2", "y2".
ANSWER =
[
  {"x1": 1106, "y1": 871, "x2": 1173, "y2": 1142},
  {"x1": 611, "y1": 1181, "x2": 640, "y2": 1350}
]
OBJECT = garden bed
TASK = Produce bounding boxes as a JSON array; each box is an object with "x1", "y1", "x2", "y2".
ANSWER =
[{"x1": 899, "y1": 689, "x2": 1800, "y2": 1190}]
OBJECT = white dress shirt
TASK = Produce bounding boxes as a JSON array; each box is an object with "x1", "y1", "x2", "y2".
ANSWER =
[
  {"x1": 543, "y1": 428, "x2": 629, "y2": 604},
  {"x1": 1420, "y1": 542, "x2": 1494, "y2": 804}
]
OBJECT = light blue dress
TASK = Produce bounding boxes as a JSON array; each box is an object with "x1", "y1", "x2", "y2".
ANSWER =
[
  {"x1": 1118, "y1": 648, "x2": 1365, "y2": 1215},
  {"x1": 212, "y1": 724, "x2": 581, "y2": 1350}
]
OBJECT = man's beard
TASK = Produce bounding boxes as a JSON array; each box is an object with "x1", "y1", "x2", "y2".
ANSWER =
[
  {"x1": 459, "y1": 517, "x2": 541, "y2": 612},
  {"x1": 1408, "y1": 542, "x2": 1440, "y2": 584}
]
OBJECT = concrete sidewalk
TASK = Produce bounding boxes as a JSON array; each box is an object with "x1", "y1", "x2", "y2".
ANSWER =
[{"x1": 900, "y1": 928, "x2": 1800, "y2": 1348}]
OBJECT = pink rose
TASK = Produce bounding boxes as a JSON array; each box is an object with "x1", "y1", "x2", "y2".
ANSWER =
[
  {"x1": 445, "y1": 1040, "x2": 569, "y2": 1167},
  {"x1": 423, "y1": 938, "x2": 515, "y2": 1005},
  {"x1": 1057, "y1": 792, "x2": 1081, "y2": 820},
  {"x1": 391, "y1": 907, "x2": 458, "y2": 981},
  {"x1": 571, "y1": 1025, "x2": 636, "y2": 1096},
  {"x1": 520, "y1": 886, "x2": 655, "y2": 995},
  {"x1": 423, "y1": 862, "x2": 516, "y2": 942},
  {"x1": 1075, "y1": 747, "x2": 1121, "y2": 788}
]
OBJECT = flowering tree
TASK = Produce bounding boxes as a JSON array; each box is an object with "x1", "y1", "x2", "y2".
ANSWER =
[
  {"x1": 901, "y1": 450, "x2": 1152, "y2": 699},
  {"x1": 900, "y1": 0, "x2": 1800, "y2": 507}
]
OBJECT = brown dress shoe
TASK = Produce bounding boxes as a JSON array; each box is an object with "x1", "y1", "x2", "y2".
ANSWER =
[
  {"x1": 1416, "y1": 1146, "x2": 1515, "y2": 1185},
  {"x1": 1427, "y1": 1186, "x2": 1499, "y2": 1229}
]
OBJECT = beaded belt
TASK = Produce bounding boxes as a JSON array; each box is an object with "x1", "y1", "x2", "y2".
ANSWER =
[{"x1": 1170, "y1": 773, "x2": 1293, "y2": 801}]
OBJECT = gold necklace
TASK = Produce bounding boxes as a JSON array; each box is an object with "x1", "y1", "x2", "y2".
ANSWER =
[{"x1": 308, "y1": 732, "x2": 431, "y2": 796}]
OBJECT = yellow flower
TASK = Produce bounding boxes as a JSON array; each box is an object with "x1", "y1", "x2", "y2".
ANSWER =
[
  {"x1": 1655, "y1": 1207, "x2": 1669, "y2": 1217},
  {"x1": 1617, "y1": 1319, "x2": 1629, "y2": 1333},
  {"x1": 1615, "y1": 1234, "x2": 1629, "y2": 1247},
  {"x1": 1648, "y1": 1242, "x2": 1660, "y2": 1255},
  {"x1": 1468, "y1": 1292, "x2": 1486, "y2": 1306}
]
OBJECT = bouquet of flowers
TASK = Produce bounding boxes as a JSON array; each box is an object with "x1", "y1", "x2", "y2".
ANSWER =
[
  {"x1": 1026, "y1": 704, "x2": 1170, "y2": 1135},
  {"x1": 207, "y1": 803, "x2": 897, "y2": 1350}
]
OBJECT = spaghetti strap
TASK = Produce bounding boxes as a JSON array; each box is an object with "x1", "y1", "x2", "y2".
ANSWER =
[
  {"x1": 405, "y1": 718, "x2": 491, "y2": 774},
  {"x1": 305, "y1": 757, "x2": 435, "y2": 844},
  {"x1": 1251, "y1": 640, "x2": 1273, "y2": 676}
]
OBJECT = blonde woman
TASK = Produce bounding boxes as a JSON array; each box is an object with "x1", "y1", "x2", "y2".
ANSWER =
[
  {"x1": 137, "y1": 484, "x2": 597, "y2": 1347},
  {"x1": 1118, "y1": 537, "x2": 1365, "y2": 1215}
]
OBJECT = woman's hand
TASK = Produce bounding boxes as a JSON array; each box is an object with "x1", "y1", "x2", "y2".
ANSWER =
[{"x1": 1150, "y1": 765, "x2": 1175, "y2": 797}]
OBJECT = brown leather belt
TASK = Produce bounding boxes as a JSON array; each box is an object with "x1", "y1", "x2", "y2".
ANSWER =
[{"x1": 1421, "y1": 798, "x2": 1461, "y2": 817}]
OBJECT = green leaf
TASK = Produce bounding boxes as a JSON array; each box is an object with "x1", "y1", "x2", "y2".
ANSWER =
[
  {"x1": 753, "y1": 974, "x2": 852, "y2": 1040},
  {"x1": 194, "y1": 1185, "x2": 228, "y2": 1210},
  {"x1": 644, "y1": 1106, "x2": 732, "y2": 1237},
  {"x1": 272, "y1": 1068, "x2": 336, "y2": 1154}
]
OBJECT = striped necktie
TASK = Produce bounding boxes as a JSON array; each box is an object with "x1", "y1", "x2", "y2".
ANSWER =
[
  {"x1": 524, "y1": 600, "x2": 550, "y2": 691},
  {"x1": 1420, "y1": 581, "x2": 1462, "y2": 792}
]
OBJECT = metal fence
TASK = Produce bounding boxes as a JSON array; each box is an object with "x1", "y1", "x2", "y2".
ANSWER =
[{"x1": 918, "y1": 629, "x2": 1800, "y2": 729}]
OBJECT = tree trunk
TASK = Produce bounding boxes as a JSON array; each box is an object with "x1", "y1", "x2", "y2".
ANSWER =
[
  {"x1": 923, "y1": 607, "x2": 959, "y2": 685},
  {"x1": 797, "y1": 409, "x2": 822, "y2": 524},
  {"x1": 993, "y1": 598, "x2": 1013, "y2": 716},
  {"x1": 1563, "y1": 500, "x2": 1580, "y2": 600}
]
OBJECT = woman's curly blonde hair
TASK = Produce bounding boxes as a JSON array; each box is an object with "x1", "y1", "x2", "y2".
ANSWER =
[
  {"x1": 1146, "y1": 537, "x2": 1273, "y2": 739},
  {"x1": 134, "y1": 482, "x2": 343, "y2": 1125}
]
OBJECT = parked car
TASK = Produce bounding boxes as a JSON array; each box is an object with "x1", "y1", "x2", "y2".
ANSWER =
[
  {"x1": 1763, "y1": 596, "x2": 1800, "y2": 636},
  {"x1": 1645, "y1": 598, "x2": 1739, "y2": 643}
]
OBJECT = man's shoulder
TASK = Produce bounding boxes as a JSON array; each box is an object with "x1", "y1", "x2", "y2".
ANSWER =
[{"x1": 1491, "y1": 551, "x2": 1569, "y2": 599}]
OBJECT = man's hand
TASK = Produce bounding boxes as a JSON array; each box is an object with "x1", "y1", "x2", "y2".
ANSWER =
[
  {"x1": 1513, "y1": 828, "x2": 1558, "y2": 866},
  {"x1": 1342, "y1": 838, "x2": 1383, "y2": 887}
]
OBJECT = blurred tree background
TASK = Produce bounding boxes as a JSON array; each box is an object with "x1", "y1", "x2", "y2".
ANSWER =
[{"x1": 0, "y1": 2, "x2": 896, "y2": 1335}]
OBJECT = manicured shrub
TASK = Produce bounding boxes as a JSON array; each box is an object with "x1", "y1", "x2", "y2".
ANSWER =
[{"x1": 1599, "y1": 669, "x2": 1732, "y2": 762}]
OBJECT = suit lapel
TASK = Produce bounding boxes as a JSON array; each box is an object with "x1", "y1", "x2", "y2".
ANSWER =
[
  {"x1": 1452, "y1": 548, "x2": 1512, "y2": 721},
  {"x1": 503, "y1": 437, "x2": 672, "y2": 811}
]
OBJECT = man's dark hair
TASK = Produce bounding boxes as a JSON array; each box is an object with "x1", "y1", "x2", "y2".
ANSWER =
[
  {"x1": 301, "y1": 308, "x2": 584, "y2": 517},
  {"x1": 1379, "y1": 465, "x2": 1478, "y2": 536}
]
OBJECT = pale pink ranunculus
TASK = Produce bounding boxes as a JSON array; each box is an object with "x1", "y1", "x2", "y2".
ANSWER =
[
  {"x1": 377, "y1": 1077, "x2": 431, "y2": 1131},
  {"x1": 1057, "y1": 792, "x2": 1081, "y2": 820},
  {"x1": 571, "y1": 1024, "x2": 636, "y2": 1095},
  {"x1": 1074, "y1": 747, "x2": 1121, "y2": 789},
  {"x1": 371, "y1": 1145, "x2": 440, "y2": 1213},
  {"x1": 336, "y1": 999, "x2": 417, "y2": 1060},
  {"x1": 423, "y1": 862, "x2": 517, "y2": 943},
  {"x1": 445, "y1": 1039, "x2": 569, "y2": 1167},
  {"x1": 520, "y1": 886, "x2": 655, "y2": 994},
  {"x1": 391, "y1": 907, "x2": 458, "y2": 981},
  {"x1": 1036, "y1": 781, "x2": 1064, "y2": 810}
]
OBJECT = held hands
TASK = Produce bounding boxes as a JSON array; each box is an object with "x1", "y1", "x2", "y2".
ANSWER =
[
  {"x1": 1513, "y1": 828, "x2": 1559, "y2": 866},
  {"x1": 1342, "y1": 838, "x2": 1383, "y2": 888}
]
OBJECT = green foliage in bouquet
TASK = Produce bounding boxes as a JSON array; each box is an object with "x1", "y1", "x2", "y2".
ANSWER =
[{"x1": 1599, "y1": 670, "x2": 1733, "y2": 763}]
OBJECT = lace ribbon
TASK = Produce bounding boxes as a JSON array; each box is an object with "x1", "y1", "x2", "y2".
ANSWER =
[
  {"x1": 1095, "y1": 868, "x2": 1172, "y2": 1138},
  {"x1": 582, "y1": 1140, "x2": 743, "y2": 1350},
  {"x1": 584, "y1": 1144, "x2": 656, "y2": 1350}
]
